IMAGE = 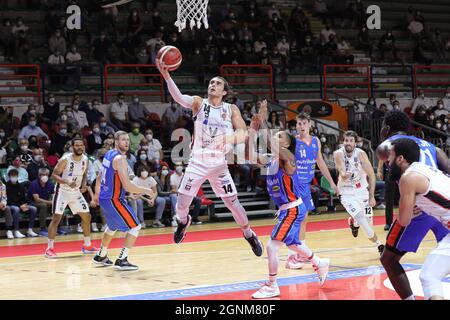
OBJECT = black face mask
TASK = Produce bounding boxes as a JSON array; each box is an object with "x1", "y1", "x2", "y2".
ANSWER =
[{"x1": 389, "y1": 159, "x2": 403, "y2": 181}]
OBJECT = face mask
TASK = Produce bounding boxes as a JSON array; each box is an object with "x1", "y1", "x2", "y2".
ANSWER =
[
  {"x1": 438, "y1": 104, "x2": 444, "y2": 109},
  {"x1": 133, "y1": 98, "x2": 139, "y2": 103},
  {"x1": 141, "y1": 171, "x2": 148, "y2": 178},
  {"x1": 61, "y1": 115, "x2": 67, "y2": 121},
  {"x1": 139, "y1": 154, "x2": 147, "y2": 161},
  {"x1": 146, "y1": 134, "x2": 153, "y2": 140},
  {"x1": 20, "y1": 145, "x2": 28, "y2": 151},
  {"x1": 49, "y1": 98, "x2": 55, "y2": 104},
  {"x1": 60, "y1": 128, "x2": 67, "y2": 135},
  {"x1": 430, "y1": 115, "x2": 435, "y2": 120},
  {"x1": 436, "y1": 123, "x2": 442, "y2": 129},
  {"x1": 29, "y1": 121, "x2": 36, "y2": 127},
  {"x1": 324, "y1": 148, "x2": 330, "y2": 154},
  {"x1": 394, "y1": 105, "x2": 400, "y2": 110},
  {"x1": 161, "y1": 169, "x2": 169, "y2": 176},
  {"x1": 40, "y1": 176, "x2": 48, "y2": 183},
  {"x1": 100, "y1": 122, "x2": 107, "y2": 128},
  {"x1": 34, "y1": 155, "x2": 42, "y2": 162},
  {"x1": 29, "y1": 109, "x2": 37, "y2": 115},
  {"x1": 93, "y1": 128, "x2": 100, "y2": 134},
  {"x1": 132, "y1": 128, "x2": 140, "y2": 135},
  {"x1": 357, "y1": 142, "x2": 363, "y2": 147},
  {"x1": 176, "y1": 166, "x2": 183, "y2": 174},
  {"x1": 320, "y1": 137, "x2": 326, "y2": 143},
  {"x1": 9, "y1": 177, "x2": 18, "y2": 184}
]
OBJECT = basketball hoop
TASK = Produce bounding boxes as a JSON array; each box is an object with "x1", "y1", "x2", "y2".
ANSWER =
[{"x1": 174, "y1": 0, "x2": 209, "y2": 32}]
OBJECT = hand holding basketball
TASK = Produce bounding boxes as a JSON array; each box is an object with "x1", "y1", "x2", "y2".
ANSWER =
[{"x1": 156, "y1": 45, "x2": 182, "y2": 78}]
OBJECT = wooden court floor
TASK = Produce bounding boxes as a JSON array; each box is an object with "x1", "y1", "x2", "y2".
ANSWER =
[{"x1": 0, "y1": 210, "x2": 441, "y2": 300}]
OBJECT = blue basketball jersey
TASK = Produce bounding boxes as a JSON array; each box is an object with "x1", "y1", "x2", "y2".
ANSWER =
[
  {"x1": 266, "y1": 159, "x2": 303, "y2": 210},
  {"x1": 99, "y1": 149, "x2": 126, "y2": 200},
  {"x1": 387, "y1": 134, "x2": 438, "y2": 169},
  {"x1": 295, "y1": 136, "x2": 319, "y2": 184}
]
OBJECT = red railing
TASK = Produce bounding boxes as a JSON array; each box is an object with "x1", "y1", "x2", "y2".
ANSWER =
[
  {"x1": 323, "y1": 64, "x2": 371, "y2": 100},
  {"x1": 219, "y1": 64, "x2": 274, "y2": 99},
  {"x1": 0, "y1": 64, "x2": 41, "y2": 104},
  {"x1": 413, "y1": 65, "x2": 450, "y2": 97},
  {"x1": 103, "y1": 64, "x2": 164, "y2": 103}
]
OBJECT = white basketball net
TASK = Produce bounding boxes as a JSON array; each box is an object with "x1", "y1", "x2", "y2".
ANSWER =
[{"x1": 174, "y1": 0, "x2": 209, "y2": 32}]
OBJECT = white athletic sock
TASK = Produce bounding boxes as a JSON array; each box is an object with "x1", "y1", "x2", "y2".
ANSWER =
[
  {"x1": 84, "y1": 237, "x2": 91, "y2": 247},
  {"x1": 47, "y1": 239, "x2": 54, "y2": 249},
  {"x1": 98, "y1": 245, "x2": 108, "y2": 257},
  {"x1": 118, "y1": 247, "x2": 129, "y2": 260},
  {"x1": 404, "y1": 295, "x2": 415, "y2": 300}
]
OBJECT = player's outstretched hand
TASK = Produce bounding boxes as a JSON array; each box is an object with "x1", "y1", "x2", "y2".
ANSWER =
[{"x1": 156, "y1": 59, "x2": 170, "y2": 80}]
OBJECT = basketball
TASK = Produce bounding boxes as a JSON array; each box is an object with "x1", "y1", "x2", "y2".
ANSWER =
[{"x1": 156, "y1": 45, "x2": 182, "y2": 71}]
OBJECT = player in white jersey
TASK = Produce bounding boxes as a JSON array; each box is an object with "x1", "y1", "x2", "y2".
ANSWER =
[
  {"x1": 334, "y1": 131, "x2": 384, "y2": 254},
  {"x1": 44, "y1": 138, "x2": 97, "y2": 258},
  {"x1": 388, "y1": 138, "x2": 450, "y2": 300},
  {"x1": 157, "y1": 61, "x2": 263, "y2": 256}
]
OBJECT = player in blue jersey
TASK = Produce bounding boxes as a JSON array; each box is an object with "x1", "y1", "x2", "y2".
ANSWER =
[
  {"x1": 93, "y1": 131, "x2": 154, "y2": 271},
  {"x1": 247, "y1": 115, "x2": 330, "y2": 299},
  {"x1": 376, "y1": 110, "x2": 450, "y2": 299},
  {"x1": 285, "y1": 111, "x2": 340, "y2": 269}
]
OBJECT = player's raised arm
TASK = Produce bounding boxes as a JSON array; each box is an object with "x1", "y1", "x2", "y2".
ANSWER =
[
  {"x1": 156, "y1": 60, "x2": 202, "y2": 113},
  {"x1": 360, "y1": 150, "x2": 377, "y2": 207},
  {"x1": 114, "y1": 155, "x2": 154, "y2": 197}
]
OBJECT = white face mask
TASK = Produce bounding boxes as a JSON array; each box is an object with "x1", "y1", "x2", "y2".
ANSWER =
[
  {"x1": 140, "y1": 154, "x2": 147, "y2": 161},
  {"x1": 29, "y1": 121, "x2": 36, "y2": 127},
  {"x1": 357, "y1": 142, "x2": 363, "y2": 147},
  {"x1": 34, "y1": 155, "x2": 42, "y2": 162},
  {"x1": 176, "y1": 166, "x2": 183, "y2": 174},
  {"x1": 161, "y1": 169, "x2": 169, "y2": 176},
  {"x1": 141, "y1": 171, "x2": 149, "y2": 178},
  {"x1": 9, "y1": 177, "x2": 18, "y2": 183},
  {"x1": 320, "y1": 137, "x2": 326, "y2": 143},
  {"x1": 21, "y1": 145, "x2": 28, "y2": 151},
  {"x1": 40, "y1": 175, "x2": 49, "y2": 183},
  {"x1": 60, "y1": 128, "x2": 67, "y2": 135},
  {"x1": 61, "y1": 115, "x2": 67, "y2": 121},
  {"x1": 146, "y1": 134, "x2": 153, "y2": 141}
]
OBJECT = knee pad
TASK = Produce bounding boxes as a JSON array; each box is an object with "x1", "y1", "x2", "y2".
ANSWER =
[
  {"x1": 127, "y1": 224, "x2": 141, "y2": 237},
  {"x1": 105, "y1": 227, "x2": 116, "y2": 236}
]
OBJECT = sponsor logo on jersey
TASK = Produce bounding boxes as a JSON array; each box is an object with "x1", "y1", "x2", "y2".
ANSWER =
[{"x1": 272, "y1": 185, "x2": 280, "y2": 192}]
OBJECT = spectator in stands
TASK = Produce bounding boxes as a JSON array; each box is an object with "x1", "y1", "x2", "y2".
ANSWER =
[
  {"x1": 20, "y1": 104, "x2": 39, "y2": 129},
  {"x1": 432, "y1": 99, "x2": 448, "y2": 119},
  {"x1": 128, "y1": 95, "x2": 151, "y2": 129},
  {"x1": 161, "y1": 101, "x2": 183, "y2": 144},
  {"x1": 48, "y1": 29, "x2": 67, "y2": 57},
  {"x1": 85, "y1": 122, "x2": 104, "y2": 155},
  {"x1": 413, "y1": 38, "x2": 433, "y2": 66},
  {"x1": 442, "y1": 88, "x2": 450, "y2": 111},
  {"x1": 272, "y1": 13, "x2": 287, "y2": 36},
  {"x1": 127, "y1": 8, "x2": 144, "y2": 41},
  {"x1": 71, "y1": 99, "x2": 89, "y2": 129},
  {"x1": 49, "y1": 123, "x2": 70, "y2": 157},
  {"x1": 99, "y1": 116, "x2": 115, "y2": 136},
  {"x1": 65, "y1": 44, "x2": 82, "y2": 84},
  {"x1": 336, "y1": 36, "x2": 354, "y2": 65},
  {"x1": 7, "y1": 156, "x2": 28, "y2": 184},
  {"x1": 15, "y1": 30, "x2": 31, "y2": 64},
  {"x1": 322, "y1": 34, "x2": 338, "y2": 65},
  {"x1": 6, "y1": 168, "x2": 37, "y2": 237},
  {"x1": 154, "y1": 163, "x2": 177, "y2": 227},
  {"x1": 0, "y1": 134, "x2": 7, "y2": 168},
  {"x1": 357, "y1": 25, "x2": 373, "y2": 59},
  {"x1": 90, "y1": 30, "x2": 115, "y2": 64},
  {"x1": 27, "y1": 168, "x2": 54, "y2": 237},
  {"x1": 11, "y1": 17, "x2": 29, "y2": 37},
  {"x1": 372, "y1": 103, "x2": 388, "y2": 120},
  {"x1": 134, "y1": 147, "x2": 152, "y2": 174},
  {"x1": 27, "y1": 148, "x2": 51, "y2": 182},
  {"x1": 378, "y1": 30, "x2": 398, "y2": 62},
  {"x1": 270, "y1": 48, "x2": 288, "y2": 81},
  {"x1": 267, "y1": 2, "x2": 281, "y2": 20},
  {"x1": 392, "y1": 100, "x2": 401, "y2": 111},
  {"x1": 267, "y1": 111, "x2": 284, "y2": 130},
  {"x1": 19, "y1": 115, "x2": 48, "y2": 141},
  {"x1": 146, "y1": 31, "x2": 165, "y2": 53},
  {"x1": 110, "y1": 92, "x2": 130, "y2": 131},
  {"x1": 83, "y1": 99, "x2": 104, "y2": 127},
  {"x1": 408, "y1": 17, "x2": 424, "y2": 40},
  {"x1": 254, "y1": 35, "x2": 267, "y2": 54},
  {"x1": 98, "y1": 7, "x2": 118, "y2": 40},
  {"x1": 319, "y1": 24, "x2": 336, "y2": 46},
  {"x1": 150, "y1": 10, "x2": 164, "y2": 34},
  {"x1": 411, "y1": 89, "x2": 432, "y2": 114},
  {"x1": 128, "y1": 122, "x2": 144, "y2": 154},
  {"x1": 314, "y1": 0, "x2": 333, "y2": 26},
  {"x1": 431, "y1": 28, "x2": 447, "y2": 62},
  {"x1": 0, "y1": 18, "x2": 14, "y2": 61},
  {"x1": 120, "y1": 31, "x2": 139, "y2": 64},
  {"x1": 42, "y1": 94, "x2": 60, "y2": 124},
  {"x1": 128, "y1": 166, "x2": 161, "y2": 228},
  {"x1": 125, "y1": 149, "x2": 137, "y2": 171},
  {"x1": 276, "y1": 35, "x2": 290, "y2": 59},
  {"x1": 0, "y1": 178, "x2": 15, "y2": 239},
  {"x1": 47, "y1": 49, "x2": 66, "y2": 85},
  {"x1": 145, "y1": 129, "x2": 163, "y2": 163}
]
